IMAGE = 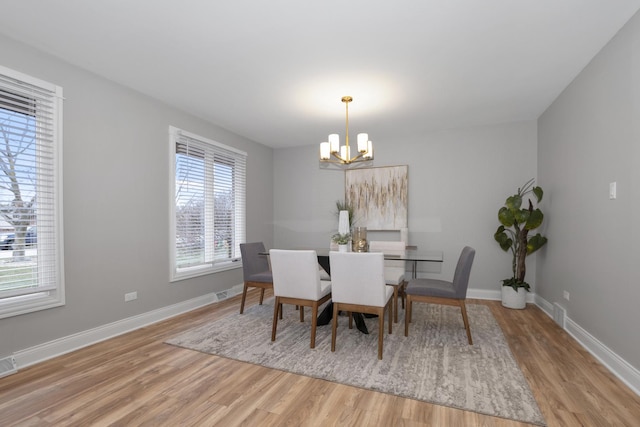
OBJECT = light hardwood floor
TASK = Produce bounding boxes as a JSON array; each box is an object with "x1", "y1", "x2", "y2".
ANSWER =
[{"x1": 1, "y1": 290, "x2": 639, "y2": 426}]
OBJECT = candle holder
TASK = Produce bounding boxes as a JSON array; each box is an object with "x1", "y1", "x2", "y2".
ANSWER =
[{"x1": 352, "y1": 227, "x2": 368, "y2": 252}]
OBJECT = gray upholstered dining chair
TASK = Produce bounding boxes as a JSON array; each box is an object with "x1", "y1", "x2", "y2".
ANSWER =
[
  {"x1": 404, "y1": 246, "x2": 476, "y2": 344},
  {"x1": 329, "y1": 251, "x2": 393, "y2": 359},
  {"x1": 239, "y1": 242, "x2": 273, "y2": 314},
  {"x1": 369, "y1": 240, "x2": 407, "y2": 323},
  {"x1": 269, "y1": 249, "x2": 332, "y2": 348}
]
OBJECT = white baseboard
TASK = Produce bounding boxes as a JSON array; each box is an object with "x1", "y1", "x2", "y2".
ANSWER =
[
  {"x1": 13, "y1": 283, "x2": 244, "y2": 370},
  {"x1": 535, "y1": 295, "x2": 640, "y2": 396},
  {"x1": 467, "y1": 289, "x2": 500, "y2": 300},
  {"x1": 467, "y1": 288, "x2": 537, "y2": 303}
]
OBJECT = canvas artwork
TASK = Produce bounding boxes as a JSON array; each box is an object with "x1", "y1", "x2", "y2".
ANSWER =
[{"x1": 345, "y1": 165, "x2": 408, "y2": 230}]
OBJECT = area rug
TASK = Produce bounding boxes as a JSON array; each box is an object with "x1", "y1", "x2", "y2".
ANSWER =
[{"x1": 166, "y1": 300, "x2": 545, "y2": 426}]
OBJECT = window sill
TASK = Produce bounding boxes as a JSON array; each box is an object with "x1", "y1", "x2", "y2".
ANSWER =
[
  {"x1": 0, "y1": 292, "x2": 65, "y2": 319},
  {"x1": 170, "y1": 260, "x2": 242, "y2": 283}
]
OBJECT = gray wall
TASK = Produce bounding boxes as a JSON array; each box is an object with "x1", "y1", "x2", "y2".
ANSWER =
[
  {"x1": 538, "y1": 12, "x2": 640, "y2": 369},
  {"x1": 273, "y1": 121, "x2": 538, "y2": 293},
  {"x1": 0, "y1": 34, "x2": 274, "y2": 356}
]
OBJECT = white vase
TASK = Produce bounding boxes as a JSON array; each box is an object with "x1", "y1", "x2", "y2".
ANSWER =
[
  {"x1": 501, "y1": 286, "x2": 527, "y2": 309},
  {"x1": 338, "y1": 244, "x2": 348, "y2": 252},
  {"x1": 338, "y1": 211, "x2": 350, "y2": 235}
]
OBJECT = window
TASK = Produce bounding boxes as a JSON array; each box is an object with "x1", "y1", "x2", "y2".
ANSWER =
[
  {"x1": 0, "y1": 66, "x2": 64, "y2": 319},
  {"x1": 170, "y1": 126, "x2": 246, "y2": 281}
]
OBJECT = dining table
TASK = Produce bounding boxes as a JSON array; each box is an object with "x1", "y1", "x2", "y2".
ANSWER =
[{"x1": 313, "y1": 248, "x2": 443, "y2": 279}]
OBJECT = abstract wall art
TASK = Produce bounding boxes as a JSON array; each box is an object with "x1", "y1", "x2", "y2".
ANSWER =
[{"x1": 345, "y1": 165, "x2": 408, "y2": 230}]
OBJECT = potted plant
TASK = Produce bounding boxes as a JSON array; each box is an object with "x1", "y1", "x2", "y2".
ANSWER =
[
  {"x1": 331, "y1": 233, "x2": 352, "y2": 252},
  {"x1": 494, "y1": 178, "x2": 548, "y2": 309}
]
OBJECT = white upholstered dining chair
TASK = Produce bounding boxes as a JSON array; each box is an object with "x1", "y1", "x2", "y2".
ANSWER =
[
  {"x1": 329, "y1": 251, "x2": 393, "y2": 359},
  {"x1": 269, "y1": 249, "x2": 332, "y2": 349}
]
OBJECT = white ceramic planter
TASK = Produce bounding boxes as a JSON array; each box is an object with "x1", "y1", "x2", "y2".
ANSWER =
[
  {"x1": 338, "y1": 244, "x2": 348, "y2": 252},
  {"x1": 501, "y1": 286, "x2": 527, "y2": 309}
]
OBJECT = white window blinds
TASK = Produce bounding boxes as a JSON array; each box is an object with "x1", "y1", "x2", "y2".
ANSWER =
[
  {"x1": 170, "y1": 126, "x2": 246, "y2": 280},
  {"x1": 0, "y1": 66, "x2": 64, "y2": 318}
]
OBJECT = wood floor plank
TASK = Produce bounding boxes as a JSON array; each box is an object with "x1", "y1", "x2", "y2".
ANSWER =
[{"x1": 1, "y1": 291, "x2": 639, "y2": 426}]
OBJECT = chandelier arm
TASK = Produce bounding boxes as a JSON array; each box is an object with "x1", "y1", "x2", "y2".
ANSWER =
[
  {"x1": 322, "y1": 158, "x2": 348, "y2": 164},
  {"x1": 329, "y1": 150, "x2": 366, "y2": 164}
]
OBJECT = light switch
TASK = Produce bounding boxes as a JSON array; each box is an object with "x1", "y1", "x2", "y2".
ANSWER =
[{"x1": 609, "y1": 182, "x2": 617, "y2": 200}]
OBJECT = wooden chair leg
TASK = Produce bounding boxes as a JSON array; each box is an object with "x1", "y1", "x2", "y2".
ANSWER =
[
  {"x1": 279, "y1": 303, "x2": 283, "y2": 320},
  {"x1": 331, "y1": 303, "x2": 339, "y2": 352},
  {"x1": 259, "y1": 288, "x2": 266, "y2": 305},
  {"x1": 310, "y1": 303, "x2": 318, "y2": 348},
  {"x1": 404, "y1": 296, "x2": 412, "y2": 336},
  {"x1": 348, "y1": 312, "x2": 353, "y2": 329},
  {"x1": 388, "y1": 301, "x2": 393, "y2": 334},
  {"x1": 240, "y1": 283, "x2": 249, "y2": 314},
  {"x1": 460, "y1": 300, "x2": 473, "y2": 345},
  {"x1": 378, "y1": 308, "x2": 384, "y2": 360},
  {"x1": 393, "y1": 285, "x2": 399, "y2": 323},
  {"x1": 299, "y1": 306, "x2": 304, "y2": 322},
  {"x1": 271, "y1": 297, "x2": 280, "y2": 342}
]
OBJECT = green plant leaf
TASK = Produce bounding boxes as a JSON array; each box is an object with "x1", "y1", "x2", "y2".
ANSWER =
[
  {"x1": 494, "y1": 227, "x2": 513, "y2": 251},
  {"x1": 525, "y1": 208, "x2": 544, "y2": 230},
  {"x1": 498, "y1": 207, "x2": 515, "y2": 227},
  {"x1": 533, "y1": 186, "x2": 543, "y2": 202},
  {"x1": 514, "y1": 209, "x2": 529, "y2": 224},
  {"x1": 527, "y1": 233, "x2": 548, "y2": 254},
  {"x1": 331, "y1": 232, "x2": 351, "y2": 244},
  {"x1": 505, "y1": 195, "x2": 522, "y2": 211}
]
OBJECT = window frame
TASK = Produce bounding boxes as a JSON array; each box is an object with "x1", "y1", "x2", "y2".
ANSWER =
[
  {"x1": 169, "y1": 126, "x2": 246, "y2": 282},
  {"x1": 0, "y1": 65, "x2": 64, "y2": 319}
]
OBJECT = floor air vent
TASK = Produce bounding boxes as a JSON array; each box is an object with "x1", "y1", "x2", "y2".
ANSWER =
[
  {"x1": 553, "y1": 302, "x2": 566, "y2": 329},
  {"x1": 0, "y1": 356, "x2": 17, "y2": 378}
]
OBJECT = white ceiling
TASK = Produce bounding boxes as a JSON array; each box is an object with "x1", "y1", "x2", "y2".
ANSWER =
[{"x1": 1, "y1": 1, "x2": 639, "y2": 149}]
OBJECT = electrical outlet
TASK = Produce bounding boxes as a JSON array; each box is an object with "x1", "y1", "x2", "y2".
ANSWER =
[
  {"x1": 563, "y1": 291, "x2": 570, "y2": 301},
  {"x1": 124, "y1": 291, "x2": 137, "y2": 302}
]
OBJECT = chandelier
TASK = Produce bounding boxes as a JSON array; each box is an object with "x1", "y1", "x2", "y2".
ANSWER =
[{"x1": 319, "y1": 96, "x2": 373, "y2": 164}]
